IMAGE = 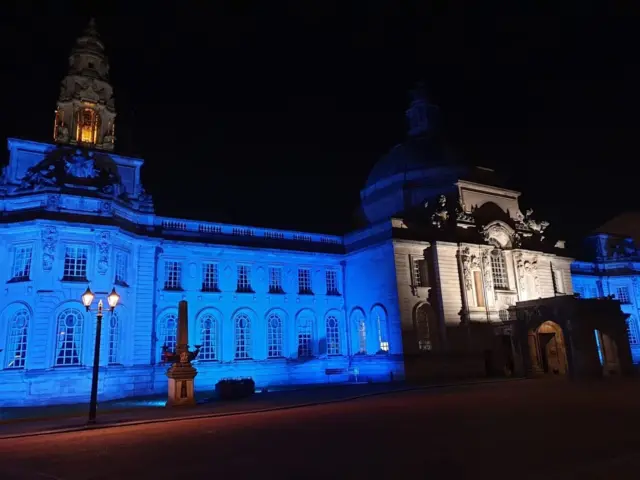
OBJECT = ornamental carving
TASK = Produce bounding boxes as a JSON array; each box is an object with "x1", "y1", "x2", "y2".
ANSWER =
[
  {"x1": 523, "y1": 256, "x2": 540, "y2": 296},
  {"x1": 481, "y1": 250, "x2": 493, "y2": 293},
  {"x1": 18, "y1": 147, "x2": 121, "y2": 194},
  {"x1": 41, "y1": 226, "x2": 58, "y2": 271},
  {"x1": 460, "y1": 247, "x2": 472, "y2": 290},
  {"x1": 47, "y1": 194, "x2": 61, "y2": 210},
  {"x1": 430, "y1": 195, "x2": 449, "y2": 229},
  {"x1": 515, "y1": 209, "x2": 549, "y2": 235},
  {"x1": 96, "y1": 231, "x2": 111, "y2": 275},
  {"x1": 100, "y1": 201, "x2": 112, "y2": 215},
  {"x1": 460, "y1": 247, "x2": 481, "y2": 291}
]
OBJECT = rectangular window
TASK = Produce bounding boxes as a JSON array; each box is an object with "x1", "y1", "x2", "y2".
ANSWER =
[
  {"x1": 268, "y1": 266, "x2": 283, "y2": 293},
  {"x1": 553, "y1": 268, "x2": 565, "y2": 294},
  {"x1": 164, "y1": 261, "x2": 182, "y2": 290},
  {"x1": 202, "y1": 263, "x2": 219, "y2": 292},
  {"x1": 11, "y1": 245, "x2": 33, "y2": 281},
  {"x1": 587, "y1": 286, "x2": 599, "y2": 298},
  {"x1": 237, "y1": 265, "x2": 252, "y2": 292},
  {"x1": 412, "y1": 258, "x2": 426, "y2": 287},
  {"x1": 574, "y1": 285, "x2": 585, "y2": 298},
  {"x1": 298, "y1": 268, "x2": 312, "y2": 294},
  {"x1": 326, "y1": 270, "x2": 339, "y2": 295},
  {"x1": 114, "y1": 251, "x2": 128, "y2": 286},
  {"x1": 627, "y1": 317, "x2": 640, "y2": 345},
  {"x1": 473, "y1": 270, "x2": 485, "y2": 307},
  {"x1": 63, "y1": 245, "x2": 89, "y2": 281},
  {"x1": 617, "y1": 286, "x2": 631, "y2": 304},
  {"x1": 490, "y1": 250, "x2": 509, "y2": 290}
]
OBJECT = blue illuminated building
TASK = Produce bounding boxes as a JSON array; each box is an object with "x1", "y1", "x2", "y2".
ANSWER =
[
  {"x1": 571, "y1": 212, "x2": 640, "y2": 364},
  {"x1": 0, "y1": 21, "x2": 633, "y2": 407}
]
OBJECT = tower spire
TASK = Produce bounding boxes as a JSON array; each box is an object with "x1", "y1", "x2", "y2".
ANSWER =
[{"x1": 53, "y1": 18, "x2": 116, "y2": 151}]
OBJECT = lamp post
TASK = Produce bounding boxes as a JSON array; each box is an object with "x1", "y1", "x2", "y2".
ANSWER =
[{"x1": 82, "y1": 286, "x2": 120, "y2": 425}]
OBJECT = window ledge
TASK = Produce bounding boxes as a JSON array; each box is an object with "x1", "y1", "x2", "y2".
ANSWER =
[
  {"x1": 163, "y1": 287, "x2": 184, "y2": 292},
  {"x1": 235, "y1": 290, "x2": 255, "y2": 294},
  {"x1": 201, "y1": 289, "x2": 221, "y2": 294},
  {"x1": 61, "y1": 278, "x2": 89, "y2": 284},
  {"x1": 7, "y1": 277, "x2": 31, "y2": 284}
]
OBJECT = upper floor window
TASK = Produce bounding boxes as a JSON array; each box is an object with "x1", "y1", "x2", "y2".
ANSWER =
[
  {"x1": 76, "y1": 107, "x2": 100, "y2": 144},
  {"x1": 164, "y1": 261, "x2": 182, "y2": 290},
  {"x1": 237, "y1": 265, "x2": 252, "y2": 293},
  {"x1": 412, "y1": 258, "x2": 427, "y2": 287},
  {"x1": 202, "y1": 263, "x2": 219, "y2": 292},
  {"x1": 10, "y1": 245, "x2": 33, "y2": 282},
  {"x1": 268, "y1": 266, "x2": 284, "y2": 293},
  {"x1": 63, "y1": 245, "x2": 89, "y2": 281},
  {"x1": 490, "y1": 250, "x2": 509, "y2": 290},
  {"x1": 617, "y1": 286, "x2": 631, "y2": 304},
  {"x1": 114, "y1": 251, "x2": 128, "y2": 287},
  {"x1": 326, "y1": 270, "x2": 340, "y2": 295},
  {"x1": 298, "y1": 268, "x2": 312, "y2": 295}
]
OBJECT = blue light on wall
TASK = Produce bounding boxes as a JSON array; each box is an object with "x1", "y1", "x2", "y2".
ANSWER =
[{"x1": 0, "y1": 138, "x2": 404, "y2": 407}]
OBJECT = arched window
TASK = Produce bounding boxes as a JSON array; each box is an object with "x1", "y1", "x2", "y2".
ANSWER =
[
  {"x1": 55, "y1": 308, "x2": 84, "y2": 366},
  {"x1": 627, "y1": 316, "x2": 640, "y2": 346},
  {"x1": 234, "y1": 313, "x2": 252, "y2": 359},
  {"x1": 490, "y1": 249, "x2": 509, "y2": 289},
  {"x1": 76, "y1": 107, "x2": 100, "y2": 144},
  {"x1": 267, "y1": 312, "x2": 283, "y2": 358},
  {"x1": 326, "y1": 315, "x2": 341, "y2": 356},
  {"x1": 357, "y1": 318, "x2": 367, "y2": 354},
  {"x1": 297, "y1": 313, "x2": 313, "y2": 358},
  {"x1": 5, "y1": 309, "x2": 29, "y2": 369},
  {"x1": 159, "y1": 313, "x2": 177, "y2": 358},
  {"x1": 373, "y1": 306, "x2": 389, "y2": 352},
  {"x1": 108, "y1": 311, "x2": 120, "y2": 365},
  {"x1": 415, "y1": 305, "x2": 432, "y2": 351},
  {"x1": 199, "y1": 314, "x2": 218, "y2": 361}
]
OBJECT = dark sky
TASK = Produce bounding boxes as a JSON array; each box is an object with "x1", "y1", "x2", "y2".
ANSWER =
[{"x1": 1, "y1": 2, "x2": 638, "y2": 241}]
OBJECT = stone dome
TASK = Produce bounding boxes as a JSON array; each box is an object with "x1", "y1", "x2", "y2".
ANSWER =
[{"x1": 365, "y1": 134, "x2": 451, "y2": 189}]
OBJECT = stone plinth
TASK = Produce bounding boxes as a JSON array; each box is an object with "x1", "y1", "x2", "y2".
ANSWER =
[{"x1": 166, "y1": 363, "x2": 198, "y2": 407}]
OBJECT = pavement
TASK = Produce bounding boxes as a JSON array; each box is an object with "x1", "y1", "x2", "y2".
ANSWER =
[
  {"x1": 0, "y1": 378, "x2": 638, "y2": 479},
  {"x1": 0, "y1": 377, "x2": 520, "y2": 439}
]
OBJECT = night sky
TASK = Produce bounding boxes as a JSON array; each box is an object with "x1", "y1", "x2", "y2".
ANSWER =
[{"x1": 1, "y1": 2, "x2": 637, "y2": 242}]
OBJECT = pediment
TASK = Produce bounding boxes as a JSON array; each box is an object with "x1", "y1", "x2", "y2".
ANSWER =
[{"x1": 482, "y1": 221, "x2": 516, "y2": 248}]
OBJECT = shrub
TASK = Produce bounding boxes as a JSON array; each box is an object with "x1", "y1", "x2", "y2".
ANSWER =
[{"x1": 215, "y1": 378, "x2": 256, "y2": 400}]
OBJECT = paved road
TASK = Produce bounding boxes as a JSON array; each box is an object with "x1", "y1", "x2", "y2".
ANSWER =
[{"x1": 1, "y1": 379, "x2": 639, "y2": 479}]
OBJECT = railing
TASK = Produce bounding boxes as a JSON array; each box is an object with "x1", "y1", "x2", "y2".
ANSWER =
[{"x1": 156, "y1": 216, "x2": 343, "y2": 246}]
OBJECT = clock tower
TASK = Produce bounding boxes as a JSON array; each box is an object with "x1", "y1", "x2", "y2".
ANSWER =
[{"x1": 53, "y1": 18, "x2": 116, "y2": 151}]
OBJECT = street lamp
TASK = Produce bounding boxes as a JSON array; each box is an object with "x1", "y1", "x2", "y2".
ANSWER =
[{"x1": 82, "y1": 286, "x2": 120, "y2": 425}]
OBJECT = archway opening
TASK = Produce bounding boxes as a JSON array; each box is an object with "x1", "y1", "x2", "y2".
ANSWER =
[{"x1": 529, "y1": 321, "x2": 568, "y2": 376}]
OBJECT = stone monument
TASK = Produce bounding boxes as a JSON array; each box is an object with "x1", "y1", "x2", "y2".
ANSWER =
[{"x1": 162, "y1": 300, "x2": 201, "y2": 407}]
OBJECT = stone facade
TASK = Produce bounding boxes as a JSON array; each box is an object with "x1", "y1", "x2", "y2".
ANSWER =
[
  {"x1": 571, "y1": 213, "x2": 640, "y2": 364},
  {"x1": 0, "y1": 21, "x2": 631, "y2": 407}
]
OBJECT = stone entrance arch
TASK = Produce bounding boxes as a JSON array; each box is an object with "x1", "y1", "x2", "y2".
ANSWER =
[
  {"x1": 512, "y1": 296, "x2": 634, "y2": 379},
  {"x1": 528, "y1": 321, "x2": 568, "y2": 375}
]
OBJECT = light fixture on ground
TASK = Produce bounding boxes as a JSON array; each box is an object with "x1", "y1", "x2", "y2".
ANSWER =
[{"x1": 82, "y1": 286, "x2": 120, "y2": 425}]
